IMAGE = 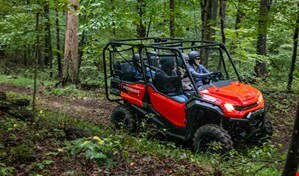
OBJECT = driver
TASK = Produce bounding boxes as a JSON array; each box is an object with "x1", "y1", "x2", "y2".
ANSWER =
[{"x1": 187, "y1": 51, "x2": 211, "y2": 87}]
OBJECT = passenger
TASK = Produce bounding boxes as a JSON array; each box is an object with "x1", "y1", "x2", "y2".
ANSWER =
[
  {"x1": 130, "y1": 53, "x2": 155, "y2": 82},
  {"x1": 147, "y1": 51, "x2": 160, "y2": 68},
  {"x1": 154, "y1": 57, "x2": 188, "y2": 103},
  {"x1": 176, "y1": 53, "x2": 193, "y2": 91},
  {"x1": 188, "y1": 51, "x2": 210, "y2": 87}
]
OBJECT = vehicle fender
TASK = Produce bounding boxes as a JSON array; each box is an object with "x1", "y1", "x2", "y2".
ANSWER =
[{"x1": 185, "y1": 99, "x2": 224, "y2": 141}]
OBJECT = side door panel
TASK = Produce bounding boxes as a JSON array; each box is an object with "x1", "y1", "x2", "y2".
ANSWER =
[
  {"x1": 120, "y1": 83, "x2": 146, "y2": 107},
  {"x1": 148, "y1": 86, "x2": 186, "y2": 127}
]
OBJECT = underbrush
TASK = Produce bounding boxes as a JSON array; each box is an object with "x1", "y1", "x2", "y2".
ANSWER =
[
  {"x1": 0, "y1": 97, "x2": 286, "y2": 176},
  {"x1": 0, "y1": 75, "x2": 296, "y2": 175}
]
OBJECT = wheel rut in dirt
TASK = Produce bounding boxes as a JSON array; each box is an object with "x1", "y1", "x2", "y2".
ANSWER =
[{"x1": 0, "y1": 83, "x2": 116, "y2": 127}]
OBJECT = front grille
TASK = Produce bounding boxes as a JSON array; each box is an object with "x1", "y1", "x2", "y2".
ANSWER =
[{"x1": 234, "y1": 102, "x2": 258, "y2": 111}]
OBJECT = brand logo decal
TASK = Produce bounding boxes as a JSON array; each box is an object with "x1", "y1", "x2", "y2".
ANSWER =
[{"x1": 123, "y1": 85, "x2": 140, "y2": 94}]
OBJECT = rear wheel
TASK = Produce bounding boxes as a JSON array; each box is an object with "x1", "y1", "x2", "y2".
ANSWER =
[
  {"x1": 111, "y1": 104, "x2": 138, "y2": 133},
  {"x1": 193, "y1": 124, "x2": 233, "y2": 153}
]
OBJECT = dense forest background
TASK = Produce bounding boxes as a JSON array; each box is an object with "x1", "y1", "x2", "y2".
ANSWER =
[
  {"x1": 0, "y1": 0, "x2": 299, "y2": 175},
  {"x1": 0, "y1": 0, "x2": 298, "y2": 91}
]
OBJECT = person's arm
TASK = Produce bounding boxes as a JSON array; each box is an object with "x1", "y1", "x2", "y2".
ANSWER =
[
  {"x1": 145, "y1": 67, "x2": 155, "y2": 78},
  {"x1": 200, "y1": 65, "x2": 209, "y2": 73},
  {"x1": 188, "y1": 65, "x2": 211, "y2": 78}
]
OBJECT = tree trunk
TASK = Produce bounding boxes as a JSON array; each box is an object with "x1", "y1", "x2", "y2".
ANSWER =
[
  {"x1": 55, "y1": 8, "x2": 62, "y2": 79},
  {"x1": 169, "y1": 0, "x2": 175, "y2": 38},
  {"x1": 110, "y1": 0, "x2": 116, "y2": 37},
  {"x1": 200, "y1": 0, "x2": 218, "y2": 65},
  {"x1": 44, "y1": 0, "x2": 53, "y2": 77},
  {"x1": 287, "y1": 2, "x2": 299, "y2": 92},
  {"x1": 282, "y1": 103, "x2": 299, "y2": 176},
  {"x1": 235, "y1": 0, "x2": 244, "y2": 31},
  {"x1": 62, "y1": 0, "x2": 80, "y2": 86},
  {"x1": 78, "y1": 31, "x2": 86, "y2": 71},
  {"x1": 33, "y1": 10, "x2": 41, "y2": 122},
  {"x1": 230, "y1": 0, "x2": 244, "y2": 52},
  {"x1": 137, "y1": 0, "x2": 146, "y2": 38},
  {"x1": 219, "y1": 0, "x2": 226, "y2": 44},
  {"x1": 0, "y1": 47, "x2": 4, "y2": 59},
  {"x1": 255, "y1": 0, "x2": 270, "y2": 77},
  {"x1": 24, "y1": 48, "x2": 27, "y2": 66},
  {"x1": 201, "y1": 0, "x2": 218, "y2": 41}
]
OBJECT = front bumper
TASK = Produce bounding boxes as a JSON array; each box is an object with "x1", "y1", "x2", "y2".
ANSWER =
[{"x1": 225, "y1": 108, "x2": 265, "y2": 140}]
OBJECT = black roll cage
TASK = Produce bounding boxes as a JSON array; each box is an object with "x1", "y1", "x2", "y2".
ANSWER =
[{"x1": 103, "y1": 38, "x2": 242, "y2": 103}]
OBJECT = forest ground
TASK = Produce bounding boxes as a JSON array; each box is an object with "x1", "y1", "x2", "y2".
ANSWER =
[
  {"x1": 0, "y1": 83, "x2": 297, "y2": 149},
  {"x1": 0, "y1": 82, "x2": 298, "y2": 175}
]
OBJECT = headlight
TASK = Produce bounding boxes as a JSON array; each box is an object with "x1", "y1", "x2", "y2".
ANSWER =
[
  {"x1": 258, "y1": 94, "x2": 264, "y2": 105},
  {"x1": 224, "y1": 103, "x2": 235, "y2": 112}
]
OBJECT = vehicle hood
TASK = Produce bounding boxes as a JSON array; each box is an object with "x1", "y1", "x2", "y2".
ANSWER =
[{"x1": 200, "y1": 81, "x2": 261, "y2": 107}]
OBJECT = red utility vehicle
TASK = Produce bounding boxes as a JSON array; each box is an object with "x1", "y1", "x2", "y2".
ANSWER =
[{"x1": 103, "y1": 38, "x2": 272, "y2": 152}]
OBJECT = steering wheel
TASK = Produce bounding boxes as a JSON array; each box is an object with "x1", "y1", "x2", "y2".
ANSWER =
[{"x1": 202, "y1": 72, "x2": 223, "y2": 84}]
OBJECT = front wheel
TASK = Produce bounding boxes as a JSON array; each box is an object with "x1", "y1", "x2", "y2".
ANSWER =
[
  {"x1": 193, "y1": 124, "x2": 233, "y2": 154},
  {"x1": 111, "y1": 104, "x2": 138, "y2": 133},
  {"x1": 248, "y1": 117, "x2": 273, "y2": 144}
]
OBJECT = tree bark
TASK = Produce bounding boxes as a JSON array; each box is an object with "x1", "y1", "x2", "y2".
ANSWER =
[
  {"x1": 55, "y1": 8, "x2": 62, "y2": 79},
  {"x1": 219, "y1": 0, "x2": 226, "y2": 44},
  {"x1": 33, "y1": 10, "x2": 40, "y2": 122},
  {"x1": 282, "y1": 103, "x2": 299, "y2": 176},
  {"x1": 200, "y1": 0, "x2": 218, "y2": 65},
  {"x1": 230, "y1": 0, "x2": 244, "y2": 52},
  {"x1": 0, "y1": 47, "x2": 4, "y2": 60},
  {"x1": 137, "y1": 0, "x2": 146, "y2": 38},
  {"x1": 287, "y1": 2, "x2": 299, "y2": 92},
  {"x1": 62, "y1": 0, "x2": 80, "y2": 86},
  {"x1": 201, "y1": 0, "x2": 218, "y2": 41},
  {"x1": 78, "y1": 31, "x2": 86, "y2": 71},
  {"x1": 44, "y1": 0, "x2": 53, "y2": 77},
  {"x1": 169, "y1": 0, "x2": 175, "y2": 38},
  {"x1": 235, "y1": 0, "x2": 244, "y2": 31},
  {"x1": 110, "y1": 0, "x2": 116, "y2": 37},
  {"x1": 255, "y1": 0, "x2": 270, "y2": 77}
]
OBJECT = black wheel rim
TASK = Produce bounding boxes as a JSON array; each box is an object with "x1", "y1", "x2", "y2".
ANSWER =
[{"x1": 123, "y1": 116, "x2": 134, "y2": 131}]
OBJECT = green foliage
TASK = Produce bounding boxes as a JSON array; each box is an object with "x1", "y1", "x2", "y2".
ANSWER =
[
  {"x1": 65, "y1": 136, "x2": 121, "y2": 168},
  {"x1": 0, "y1": 163, "x2": 15, "y2": 176},
  {"x1": 34, "y1": 160, "x2": 54, "y2": 170},
  {"x1": 0, "y1": 116, "x2": 35, "y2": 163},
  {"x1": 208, "y1": 143, "x2": 284, "y2": 176},
  {"x1": 0, "y1": 75, "x2": 33, "y2": 87}
]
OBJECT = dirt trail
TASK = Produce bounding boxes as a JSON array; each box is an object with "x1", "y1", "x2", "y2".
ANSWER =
[{"x1": 0, "y1": 84, "x2": 116, "y2": 127}]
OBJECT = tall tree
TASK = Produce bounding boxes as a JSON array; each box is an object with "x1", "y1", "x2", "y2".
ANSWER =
[
  {"x1": 255, "y1": 0, "x2": 270, "y2": 77},
  {"x1": 235, "y1": 0, "x2": 244, "y2": 31},
  {"x1": 282, "y1": 103, "x2": 299, "y2": 176},
  {"x1": 0, "y1": 47, "x2": 4, "y2": 59},
  {"x1": 33, "y1": 6, "x2": 41, "y2": 122},
  {"x1": 201, "y1": 0, "x2": 218, "y2": 41},
  {"x1": 44, "y1": 0, "x2": 53, "y2": 77},
  {"x1": 169, "y1": 0, "x2": 175, "y2": 38},
  {"x1": 137, "y1": 0, "x2": 146, "y2": 38},
  {"x1": 200, "y1": 0, "x2": 218, "y2": 65},
  {"x1": 287, "y1": 2, "x2": 299, "y2": 92},
  {"x1": 219, "y1": 0, "x2": 226, "y2": 44},
  {"x1": 110, "y1": 0, "x2": 116, "y2": 37},
  {"x1": 55, "y1": 7, "x2": 62, "y2": 78},
  {"x1": 62, "y1": 0, "x2": 80, "y2": 85}
]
